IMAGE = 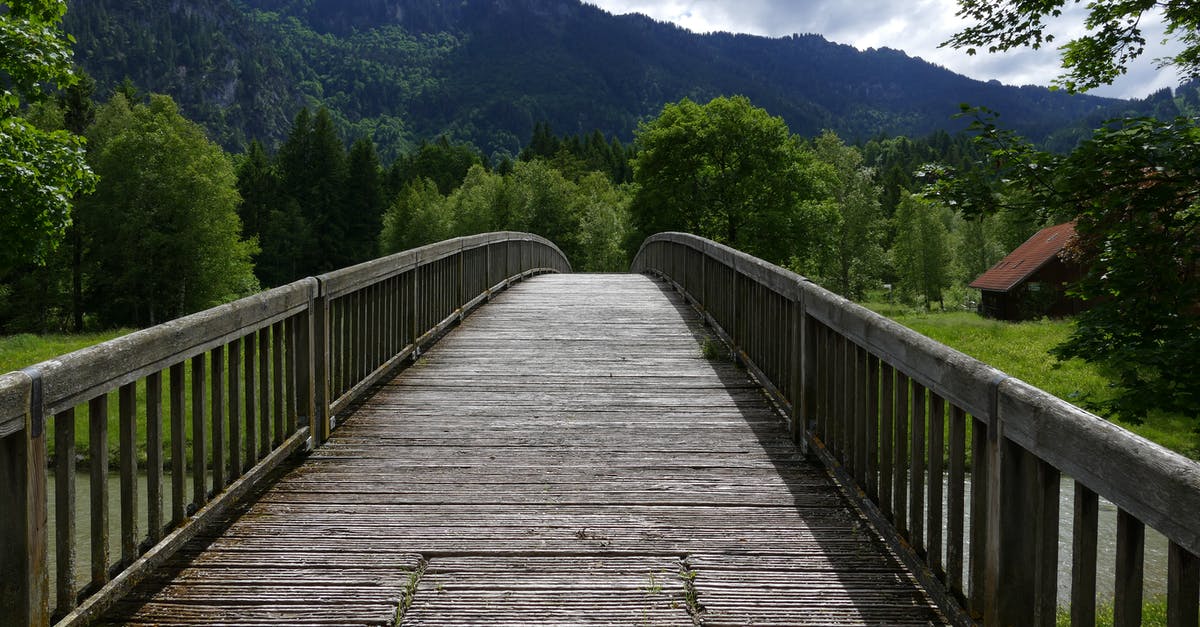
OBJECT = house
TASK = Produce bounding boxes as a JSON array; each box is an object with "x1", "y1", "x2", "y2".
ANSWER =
[{"x1": 969, "y1": 221, "x2": 1084, "y2": 320}]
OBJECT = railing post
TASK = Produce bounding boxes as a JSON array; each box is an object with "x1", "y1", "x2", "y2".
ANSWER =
[
  {"x1": 983, "y1": 376, "x2": 1057, "y2": 626},
  {"x1": 457, "y1": 245, "x2": 465, "y2": 313},
  {"x1": 312, "y1": 280, "x2": 331, "y2": 446},
  {"x1": 790, "y1": 290, "x2": 811, "y2": 455},
  {"x1": 730, "y1": 260, "x2": 740, "y2": 350},
  {"x1": 0, "y1": 370, "x2": 49, "y2": 626}
]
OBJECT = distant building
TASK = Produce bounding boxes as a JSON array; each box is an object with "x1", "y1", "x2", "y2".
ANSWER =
[{"x1": 969, "y1": 222, "x2": 1084, "y2": 321}]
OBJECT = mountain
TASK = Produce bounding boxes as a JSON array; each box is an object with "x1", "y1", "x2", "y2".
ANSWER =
[{"x1": 63, "y1": 0, "x2": 1156, "y2": 159}]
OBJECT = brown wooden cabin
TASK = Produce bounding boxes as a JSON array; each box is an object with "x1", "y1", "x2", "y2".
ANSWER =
[{"x1": 969, "y1": 222, "x2": 1084, "y2": 321}]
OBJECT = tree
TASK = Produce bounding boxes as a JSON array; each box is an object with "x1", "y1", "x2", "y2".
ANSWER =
[
  {"x1": 80, "y1": 94, "x2": 258, "y2": 326},
  {"x1": 945, "y1": 0, "x2": 1200, "y2": 92},
  {"x1": 629, "y1": 96, "x2": 822, "y2": 265},
  {"x1": 391, "y1": 135, "x2": 482, "y2": 195},
  {"x1": 573, "y1": 171, "x2": 632, "y2": 272},
  {"x1": 379, "y1": 178, "x2": 450, "y2": 254},
  {"x1": 892, "y1": 193, "x2": 953, "y2": 310},
  {"x1": 276, "y1": 106, "x2": 348, "y2": 275},
  {"x1": 236, "y1": 140, "x2": 276, "y2": 244},
  {"x1": 941, "y1": 1, "x2": 1200, "y2": 422},
  {"x1": 808, "y1": 131, "x2": 886, "y2": 299},
  {"x1": 343, "y1": 136, "x2": 385, "y2": 265},
  {"x1": 1, "y1": 0, "x2": 97, "y2": 273},
  {"x1": 1049, "y1": 119, "x2": 1199, "y2": 421}
]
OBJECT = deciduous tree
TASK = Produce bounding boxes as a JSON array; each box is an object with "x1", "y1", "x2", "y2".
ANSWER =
[
  {"x1": 1, "y1": 0, "x2": 96, "y2": 272},
  {"x1": 945, "y1": 0, "x2": 1200, "y2": 92},
  {"x1": 892, "y1": 193, "x2": 953, "y2": 310},
  {"x1": 940, "y1": 0, "x2": 1200, "y2": 422},
  {"x1": 628, "y1": 96, "x2": 822, "y2": 265},
  {"x1": 80, "y1": 94, "x2": 257, "y2": 326}
]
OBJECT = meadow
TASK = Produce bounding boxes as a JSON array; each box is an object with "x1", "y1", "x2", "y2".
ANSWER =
[{"x1": 863, "y1": 301, "x2": 1199, "y2": 461}]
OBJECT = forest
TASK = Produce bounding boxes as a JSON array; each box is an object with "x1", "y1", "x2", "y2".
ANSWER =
[
  {"x1": 58, "y1": 0, "x2": 1187, "y2": 160},
  {"x1": 3, "y1": 0, "x2": 1198, "y2": 431},
  {"x1": 1, "y1": 73, "x2": 1067, "y2": 333}
]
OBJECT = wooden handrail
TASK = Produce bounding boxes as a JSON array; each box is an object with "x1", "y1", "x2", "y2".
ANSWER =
[
  {"x1": 633, "y1": 231, "x2": 1200, "y2": 627},
  {"x1": 0, "y1": 232, "x2": 570, "y2": 627}
]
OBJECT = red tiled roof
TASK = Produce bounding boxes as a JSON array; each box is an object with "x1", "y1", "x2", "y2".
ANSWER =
[{"x1": 969, "y1": 221, "x2": 1076, "y2": 292}]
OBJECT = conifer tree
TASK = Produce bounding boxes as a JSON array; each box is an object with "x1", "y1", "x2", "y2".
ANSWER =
[{"x1": 344, "y1": 136, "x2": 386, "y2": 264}]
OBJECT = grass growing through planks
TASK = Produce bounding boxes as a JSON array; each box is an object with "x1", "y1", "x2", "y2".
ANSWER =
[
  {"x1": 679, "y1": 567, "x2": 703, "y2": 618},
  {"x1": 699, "y1": 337, "x2": 724, "y2": 361},
  {"x1": 860, "y1": 304, "x2": 1200, "y2": 460},
  {"x1": 394, "y1": 563, "x2": 427, "y2": 625}
]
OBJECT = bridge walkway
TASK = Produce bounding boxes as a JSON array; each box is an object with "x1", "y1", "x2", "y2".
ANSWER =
[{"x1": 99, "y1": 273, "x2": 945, "y2": 625}]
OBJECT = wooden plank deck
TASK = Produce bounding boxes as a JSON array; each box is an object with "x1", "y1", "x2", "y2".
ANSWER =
[{"x1": 100, "y1": 273, "x2": 946, "y2": 626}]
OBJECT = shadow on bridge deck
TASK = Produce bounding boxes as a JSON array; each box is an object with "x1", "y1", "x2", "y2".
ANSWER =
[{"x1": 98, "y1": 273, "x2": 946, "y2": 626}]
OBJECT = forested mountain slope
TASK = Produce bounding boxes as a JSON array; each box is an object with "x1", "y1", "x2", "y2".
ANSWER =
[{"x1": 64, "y1": 0, "x2": 1150, "y2": 157}]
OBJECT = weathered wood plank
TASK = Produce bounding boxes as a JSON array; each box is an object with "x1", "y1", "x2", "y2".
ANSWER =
[{"x1": 100, "y1": 274, "x2": 944, "y2": 626}]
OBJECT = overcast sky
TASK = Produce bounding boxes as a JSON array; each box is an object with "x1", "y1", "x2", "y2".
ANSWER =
[{"x1": 584, "y1": 0, "x2": 1184, "y2": 100}]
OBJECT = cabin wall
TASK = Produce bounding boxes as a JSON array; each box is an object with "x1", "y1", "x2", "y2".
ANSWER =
[{"x1": 977, "y1": 259, "x2": 1084, "y2": 321}]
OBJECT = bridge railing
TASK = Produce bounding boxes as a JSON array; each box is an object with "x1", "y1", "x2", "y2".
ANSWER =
[
  {"x1": 633, "y1": 232, "x2": 1200, "y2": 627},
  {"x1": 0, "y1": 232, "x2": 569, "y2": 626}
]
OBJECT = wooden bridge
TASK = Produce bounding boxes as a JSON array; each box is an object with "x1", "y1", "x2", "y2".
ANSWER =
[{"x1": 2, "y1": 232, "x2": 1198, "y2": 626}]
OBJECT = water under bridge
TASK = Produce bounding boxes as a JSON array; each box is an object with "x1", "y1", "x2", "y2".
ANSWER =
[{"x1": 2, "y1": 232, "x2": 1198, "y2": 626}]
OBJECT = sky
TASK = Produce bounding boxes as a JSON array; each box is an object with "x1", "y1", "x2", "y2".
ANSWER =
[{"x1": 584, "y1": 0, "x2": 1185, "y2": 100}]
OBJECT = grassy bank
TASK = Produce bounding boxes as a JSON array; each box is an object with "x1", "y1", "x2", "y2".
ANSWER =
[
  {"x1": 0, "y1": 330, "x2": 133, "y2": 374},
  {"x1": 1, "y1": 329, "x2": 222, "y2": 467},
  {"x1": 862, "y1": 302, "x2": 1199, "y2": 460}
]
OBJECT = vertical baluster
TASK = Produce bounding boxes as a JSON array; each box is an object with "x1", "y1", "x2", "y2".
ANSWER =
[
  {"x1": 344, "y1": 294, "x2": 354, "y2": 391},
  {"x1": 910, "y1": 381, "x2": 926, "y2": 554},
  {"x1": 854, "y1": 346, "x2": 868, "y2": 490},
  {"x1": 843, "y1": 337, "x2": 853, "y2": 466},
  {"x1": 837, "y1": 334, "x2": 849, "y2": 458},
  {"x1": 284, "y1": 317, "x2": 297, "y2": 436},
  {"x1": 272, "y1": 321, "x2": 285, "y2": 446},
  {"x1": 258, "y1": 326, "x2": 270, "y2": 456},
  {"x1": 1034, "y1": 459, "x2": 1060, "y2": 625},
  {"x1": 1113, "y1": 509, "x2": 1145, "y2": 626},
  {"x1": 118, "y1": 382, "x2": 138, "y2": 565},
  {"x1": 947, "y1": 406, "x2": 966, "y2": 597},
  {"x1": 865, "y1": 354, "x2": 879, "y2": 502},
  {"x1": 169, "y1": 364, "x2": 185, "y2": 526},
  {"x1": 243, "y1": 333, "x2": 257, "y2": 466},
  {"x1": 54, "y1": 408, "x2": 76, "y2": 615},
  {"x1": 969, "y1": 417, "x2": 989, "y2": 614},
  {"x1": 352, "y1": 290, "x2": 362, "y2": 385},
  {"x1": 210, "y1": 345, "x2": 225, "y2": 490},
  {"x1": 88, "y1": 394, "x2": 109, "y2": 589},
  {"x1": 928, "y1": 392, "x2": 945, "y2": 578},
  {"x1": 814, "y1": 325, "x2": 827, "y2": 442},
  {"x1": 789, "y1": 299, "x2": 802, "y2": 439},
  {"x1": 802, "y1": 309, "x2": 817, "y2": 443},
  {"x1": 893, "y1": 372, "x2": 909, "y2": 536},
  {"x1": 145, "y1": 373, "x2": 162, "y2": 544},
  {"x1": 1071, "y1": 482, "x2": 1099, "y2": 626},
  {"x1": 191, "y1": 353, "x2": 207, "y2": 509},
  {"x1": 330, "y1": 298, "x2": 340, "y2": 397},
  {"x1": 1167, "y1": 542, "x2": 1199, "y2": 627},
  {"x1": 227, "y1": 339, "x2": 241, "y2": 479},
  {"x1": 879, "y1": 363, "x2": 894, "y2": 519}
]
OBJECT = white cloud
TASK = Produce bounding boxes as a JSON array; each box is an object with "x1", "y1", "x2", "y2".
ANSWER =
[{"x1": 585, "y1": 0, "x2": 1184, "y2": 99}]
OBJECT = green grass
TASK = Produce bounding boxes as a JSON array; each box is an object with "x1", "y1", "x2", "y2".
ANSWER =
[
  {"x1": 861, "y1": 303, "x2": 1200, "y2": 460},
  {"x1": 1056, "y1": 595, "x2": 1177, "y2": 626},
  {"x1": 0, "y1": 329, "x2": 133, "y2": 374}
]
